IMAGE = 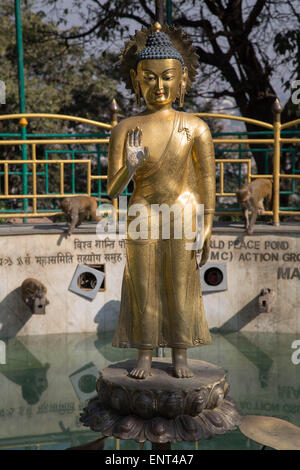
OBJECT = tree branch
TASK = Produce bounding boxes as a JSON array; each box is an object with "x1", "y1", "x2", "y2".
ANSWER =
[
  {"x1": 286, "y1": 0, "x2": 300, "y2": 22},
  {"x1": 50, "y1": 20, "x2": 103, "y2": 41},
  {"x1": 244, "y1": 0, "x2": 267, "y2": 36},
  {"x1": 120, "y1": 13, "x2": 149, "y2": 27},
  {"x1": 204, "y1": 0, "x2": 225, "y2": 19},
  {"x1": 195, "y1": 45, "x2": 241, "y2": 91},
  {"x1": 206, "y1": 89, "x2": 237, "y2": 98},
  {"x1": 139, "y1": 0, "x2": 156, "y2": 20}
]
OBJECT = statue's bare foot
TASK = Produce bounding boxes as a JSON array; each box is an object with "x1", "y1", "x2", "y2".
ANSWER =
[
  {"x1": 173, "y1": 363, "x2": 194, "y2": 378},
  {"x1": 172, "y1": 348, "x2": 194, "y2": 378},
  {"x1": 129, "y1": 349, "x2": 152, "y2": 379}
]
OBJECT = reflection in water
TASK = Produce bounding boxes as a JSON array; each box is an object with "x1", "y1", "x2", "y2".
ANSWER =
[
  {"x1": 69, "y1": 362, "x2": 99, "y2": 401},
  {"x1": 94, "y1": 331, "x2": 137, "y2": 363},
  {"x1": 0, "y1": 331, "x2": 299, "y2": 450},
  {"x1": 0, "y1": 339, "x2": 49, "y2": 405},
  {"x1": 220, "y1": 332, "x2": 273, "y2": 388},
  {"x1": 20, "y1": 366, "x2": 49, "y2": 405}
]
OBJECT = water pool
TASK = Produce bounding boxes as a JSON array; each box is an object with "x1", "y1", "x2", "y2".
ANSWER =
[{"x1": 0, "y1": 331, "x2": 299, "y2": 450}]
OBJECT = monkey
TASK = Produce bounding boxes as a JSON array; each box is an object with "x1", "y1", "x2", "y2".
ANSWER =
[
  {"x1": 236, "y1": 178, "x2": 273, "y2": 235},
  {"x1": 21, "y1": 278, "x2": 49, "y2": 313},
  {"x1": 59, "y1": 196, "x2": 111, "y2": 236}
]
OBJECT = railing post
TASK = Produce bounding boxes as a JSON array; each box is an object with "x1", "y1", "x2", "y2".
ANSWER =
[
  {"x1": 19, "y1": 117, "x2": 28, "y2": 223},
  {"x1": 272, "y1": 98, "x2": 282, "y2": 226},
  {"x1": 110, "y1": 100, "x2": 120, "y2": 223},
  {"x1": 31, "y1": 144, "x2": 37, "y2": 215},
  {"x1": 110, "y1": 99, "x2": 119, "y2": 129},
  {"x1": 15, "y1": 0, "x2": 29, "y2": 223}
]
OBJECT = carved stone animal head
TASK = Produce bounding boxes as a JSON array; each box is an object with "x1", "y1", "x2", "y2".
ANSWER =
[{"x1": 21, "y1": 278, "x2": 49, "y2": 315}]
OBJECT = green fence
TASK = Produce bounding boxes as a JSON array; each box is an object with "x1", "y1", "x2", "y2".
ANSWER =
[{"x1": 0, "y1": 127, "x2": 300, "y2": 222}]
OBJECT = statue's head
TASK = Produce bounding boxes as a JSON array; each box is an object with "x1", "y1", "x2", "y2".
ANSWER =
[
  {"x1": 120, "y1": 22, "x2": 198, "y2": 109},
  {"x1": 130, "y1": 23, "x2": 187, "y2": 109}
]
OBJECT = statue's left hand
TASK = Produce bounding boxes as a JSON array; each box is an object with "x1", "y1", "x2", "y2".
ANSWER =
[
  {"x1": 199, "y1": 215, "x2": 213, "y2": 267},
  {"x1": 199, "y1": 236, "x2": 210, "y2": 267}
]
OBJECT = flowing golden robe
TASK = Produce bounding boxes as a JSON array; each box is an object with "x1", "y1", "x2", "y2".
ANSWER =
[{"x1": 112, "y1": 111, "x2": 214, "y2": 349}]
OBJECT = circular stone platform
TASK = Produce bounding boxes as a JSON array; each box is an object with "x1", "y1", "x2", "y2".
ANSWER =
[{"x1": 80, "y1": 359, "x2": 242, "y2": 443}]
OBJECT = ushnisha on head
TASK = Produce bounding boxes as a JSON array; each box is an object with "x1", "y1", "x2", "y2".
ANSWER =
[
  {"x1": 120, "y1": 22, "x2": 199, "y2": 108},
  {"x1": 135, "y1": 22, "x2": 185, "y2": 69}
]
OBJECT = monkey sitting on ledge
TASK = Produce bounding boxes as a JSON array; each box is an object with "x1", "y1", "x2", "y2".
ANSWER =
[
  {"x1": 59, "y1": 196, "x2": 111, "y2": 236},
  {"x1": 236, "y1": 178, "x2": 273, "y2": 235}
]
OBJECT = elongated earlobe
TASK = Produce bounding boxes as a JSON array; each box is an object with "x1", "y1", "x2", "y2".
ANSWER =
[
  {"x1": 135, "y1": 85, "x2": 142, "y2": 107},
  {"x1": 178, "y1": 82, "x2": 186, "y2": 108},
  {"x1": 178, "y1": 66, "x2": 188, "y2": 108},
  {"x1": 130, "y1": 69, "x2": 142, "y2": 107}
]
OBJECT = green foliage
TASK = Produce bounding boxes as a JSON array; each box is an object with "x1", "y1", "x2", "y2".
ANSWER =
[
  {"x1": 42, "y1": 0, "x2": 300, "y2": 117},
  {"x1": 0, "y1": 0, "x2": 122, "y2": 135},
  {"x1": 3, "y1": 0, "x2": 300, "y2": 216},
  {"x1": 0, "y1": 0, "x2": 227, "y2": 135},
  {"x1": 0, "y1": 0, "x2": 126, "y2": 208},
  {"x1": 39, "y1": 0, "x2": 300, "y2": 177}
]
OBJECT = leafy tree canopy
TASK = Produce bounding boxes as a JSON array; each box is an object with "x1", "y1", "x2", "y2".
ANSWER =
[
  {"x1": 0, "y1": 0, "x2": 124, "y2": 134},
  {"x1": 2, "y1": 0, "x2": 300, "y2": 175},
  {"x1": 44, "y1": 1, "x2": 300, "y2": 123},
  {"x1": 42, "y1": 0, "x2": 300, "y2": 174}
]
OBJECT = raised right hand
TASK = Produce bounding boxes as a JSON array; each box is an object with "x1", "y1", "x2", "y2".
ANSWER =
[{"x1": 126, "y1": 127, "x2": 149, "y2": 174}]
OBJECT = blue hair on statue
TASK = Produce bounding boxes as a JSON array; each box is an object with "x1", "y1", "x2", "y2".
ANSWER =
[{"x1": 136, "y1": 31, "x2": 184, "y2": 69}]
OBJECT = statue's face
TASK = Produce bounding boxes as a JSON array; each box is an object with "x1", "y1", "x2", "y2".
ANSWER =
[{"x1": 132, "y1": 59, "x2": 186, "y2": 109}]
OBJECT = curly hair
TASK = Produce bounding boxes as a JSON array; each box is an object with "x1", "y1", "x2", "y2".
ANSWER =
[{"x1": 119, "y1": 23, "x2": 199, "y2": 94}]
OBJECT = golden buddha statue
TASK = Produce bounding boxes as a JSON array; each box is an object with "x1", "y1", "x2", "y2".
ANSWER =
[{"x1": 107, "y1": 23, "x2": 215, "y2": 379}]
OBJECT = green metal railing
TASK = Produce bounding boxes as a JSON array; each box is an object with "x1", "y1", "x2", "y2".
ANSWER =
[
  {"x1": 212, "y1": 128, "x2": 300, "y2": 214},
  {"x1": 1, "y1": 128, "x2": 300, "y2": 219},
  {"x1": 0, "y1": 118, "x2": 111, "y2": 219},
  {"x1": 0, "y1": 132, "x2": 109, "y2": 216},
  {"x1": 1, "y1": 107, "x2": 300, "y2": 222}
]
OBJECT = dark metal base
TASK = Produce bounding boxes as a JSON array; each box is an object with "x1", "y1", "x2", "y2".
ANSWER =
[{"x1": 80, "y1": 358, "x2": 242, "y2": 444}]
